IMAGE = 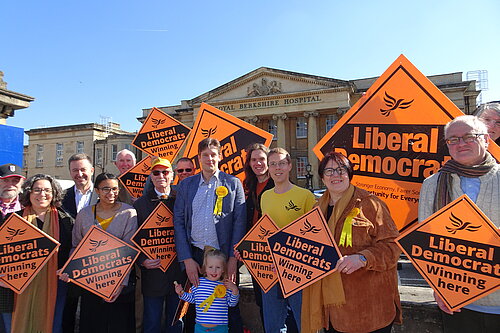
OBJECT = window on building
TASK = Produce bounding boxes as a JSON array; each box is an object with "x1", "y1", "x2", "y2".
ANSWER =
[
  {"x1": 96, "y1": 148, "x2": 103, "y2": 167},
  {"x1": 326, "y1": 114, "x2": 338, "y2": 132},
  {"x1": 36, "y1": 144, "x2": 44, "y2": 167},
  {"x1": 76, "y1": 141, "x2": 84, "y2": 154},
  {"x1": 55, "y1": 143, "x2": 64, "y2": 167},
  {"x1": 268, "y1": 119, "x2": 278, "y2": 139},
  {"x1": 296, "y1": 156, "x2": 308, "y2": 178},
  {"x1": 296, "y1": 117, "x2": 307, "y2": 138},
  {"x1": 111, "y1": 144, "x2": 118, "y2": 161},
  {"x1": 124, "y1": 144, "x2": 132, "y2": 151}
]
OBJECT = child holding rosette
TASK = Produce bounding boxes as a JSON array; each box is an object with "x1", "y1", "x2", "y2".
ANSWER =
[{"x1": 174, "y1": 249, "x2": 239, "y2": 333}]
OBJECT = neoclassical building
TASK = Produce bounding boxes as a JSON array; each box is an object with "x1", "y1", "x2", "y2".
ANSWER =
[{"x1": 145, "y1": 67, "x2": 478, "y2": 188}]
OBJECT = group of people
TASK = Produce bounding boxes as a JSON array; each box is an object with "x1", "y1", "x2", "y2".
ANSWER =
[{"x1": 0, "y1": 110, "x2": 498, "y2": 333}]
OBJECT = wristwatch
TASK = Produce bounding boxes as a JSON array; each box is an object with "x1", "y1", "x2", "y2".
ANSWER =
[{"x1": 359, "y1": 254, "x2": 367, "y2": 266}]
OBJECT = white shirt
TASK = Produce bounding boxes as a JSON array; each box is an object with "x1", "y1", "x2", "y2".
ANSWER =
[{"x1": 75, "y1": 183, "x2": 94, "y2": 213}]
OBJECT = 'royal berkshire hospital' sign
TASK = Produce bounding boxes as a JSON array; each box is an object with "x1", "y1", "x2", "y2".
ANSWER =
[{"x1": 314, "y1": 54, "x2": 500, "y2": 231}]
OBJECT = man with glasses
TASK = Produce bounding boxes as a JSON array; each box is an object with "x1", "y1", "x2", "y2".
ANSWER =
[
  {"x1": 419, "y1": 115, "x2": 499, "y2": 332},
  {"x1": 174, "y1": 138, "x2": 246, "y2": 333},
  {"x1": 0, "y1": 164, "x2": 25, "y2": 218},
  {"x1": 0, "y1": 163, "x2": 25, "y2": 333},
  {"x1": 260, "y1": 147, "x2": 316, "y2": 333},
  {"x1": 175, "y1": 157, "x2": 195, "y2": 183},
  {"x1": 133, "y1": 157, "x2": 186, "y2": 332}
]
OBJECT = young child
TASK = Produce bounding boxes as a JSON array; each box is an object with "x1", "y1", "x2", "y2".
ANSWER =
[{"x1": 174, "y1": 249, "x2": 240, "y2": 333}]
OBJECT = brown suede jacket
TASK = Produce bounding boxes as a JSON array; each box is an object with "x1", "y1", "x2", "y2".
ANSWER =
[{"x1": 319, "y1": 186, "x2": 402, "y2": 333}]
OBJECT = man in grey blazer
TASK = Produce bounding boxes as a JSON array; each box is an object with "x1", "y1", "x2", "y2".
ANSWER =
[{"x1": 174, "y1": 138, "x2": 246, "y2": 332}]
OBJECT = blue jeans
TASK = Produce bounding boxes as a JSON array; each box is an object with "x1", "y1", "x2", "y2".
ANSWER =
[
  {"x1": 1, "y1": 312, "x2": 11, "y2": 333},
  {"x1": 262, "y1": 285, "x2": 302, "y2": 333},
  {"x1": 53, "y1": 280, "x2": 68, "y2": 333},
  {"x1": 143, "y1": 294, "x2": 182, "y2": 333}
]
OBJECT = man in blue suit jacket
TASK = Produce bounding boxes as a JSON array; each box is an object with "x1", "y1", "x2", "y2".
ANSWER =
[{"x1": 174, "y1": 138, "x2": 246, "y2": 332}]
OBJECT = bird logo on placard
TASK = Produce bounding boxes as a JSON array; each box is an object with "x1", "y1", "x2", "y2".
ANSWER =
[
  {"x1": 6, "y1": 227, "x2": 26, "y2": 241},
  {"x1": 285, "y1": 200, "x2": 300, "y2": 211},
  {"x1": 258, "y1": 226, "x2": 274, "y2": 240},
  {"x1": 151, "y1": 118, "x2": 166, "y2": 129},
  {"x1": 300, "y1": 219, "x2": 321, "y2": 235},
  {"x1": 89, "y1": 239, "x2": 108, "y2": 252},
  {"x1": 155, "y1": 214, "x2": 170, "y2": 226},
  {"x1": 445, "y1": 212, "x2": 481, "y2": 235},
  {"x1": 201, "y1": 126, "x2": 217, "y2": 138},
  {"x1": 379, "y1": 92, "x2": 414, "y2": 117},
  {"x1": 141, "y1": 164, "x2": 151, "y2": 173}
]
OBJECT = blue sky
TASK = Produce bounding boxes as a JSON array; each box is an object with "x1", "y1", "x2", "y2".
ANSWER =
[{"x1": 2, "y1": 0, "x2": 499, "y2": 136}]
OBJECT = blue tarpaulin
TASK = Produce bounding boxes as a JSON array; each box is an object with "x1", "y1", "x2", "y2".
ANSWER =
[{"x1": 0, "y1": 124, "x2": 24, "y2": 166}]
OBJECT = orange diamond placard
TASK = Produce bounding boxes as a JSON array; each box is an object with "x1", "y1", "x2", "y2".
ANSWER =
[
  {"x1": 132, "y1": 107, "x2": 191, "y2": 160},
  {"x1": 119, "y1": 156, "x2": 152, "y2": 198},
  {"x1": 183, "y1": 103, "x2": 273, "y2": 181},
  {"x1": 267, "y1": 207, "x2": 341, "y2": 297},
  {"x1": 314, "y1": 54, "x2": 500, "y2": 231},
  {"x1": 60, "y1": 226, "x2": 140, "y2": 301},
  {"x1": 396, "y1": 195, "x2": 500, "y2": 311},
  {"x1": 130, "y1": 203, "x2": 176, "y2": 272},
  {"x1": 235, "y1": 214, "x2": 279, "y2": 292},
  {"x1": 0, "y1": 213, "x2": 60, "y2": 293}
]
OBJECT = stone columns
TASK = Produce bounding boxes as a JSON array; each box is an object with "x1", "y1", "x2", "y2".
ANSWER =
[
  {"x1": 304, "y1": 111, "x2": 319, "y2": 188},
  {"x1": 272, "y1": 113, "x2": 287, "y2": 148}
]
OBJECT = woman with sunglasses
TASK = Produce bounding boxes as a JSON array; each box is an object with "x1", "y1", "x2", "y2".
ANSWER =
[
  {"x1": 70, "y1": 172, "x2": 137, "y2": 333},
  {"x1": 3, "y1": 174, "x2": 73, "y2": 333},
  {"x1": 301, "y1": 152, "x2": 402, "y2": 333}
]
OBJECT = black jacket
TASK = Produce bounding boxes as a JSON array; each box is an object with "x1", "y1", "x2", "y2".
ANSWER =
[
  {"x1": 133, "y1": 187, "x2": 186, "y2": 297},
  {"x1": 245, "y1": 178, "x2": 275, "y2": 231}
]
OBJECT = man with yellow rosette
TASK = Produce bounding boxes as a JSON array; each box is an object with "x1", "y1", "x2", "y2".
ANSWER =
[{"x1": 174, "y1": 138, "x2": 246, "y2": 333}]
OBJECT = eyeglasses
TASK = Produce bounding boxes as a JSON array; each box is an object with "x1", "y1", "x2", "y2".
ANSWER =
[
  {"x1": 98, "y1": 187, "x2": 119, "y2": 194},
  {"x1": 323, "y1": 167, "x2": 347, "y2": 177},
  {"x1": 445, "y1": 133, "x2": 486, "y2": 145},
  {"x1": 152, "y1": 170, "x2": 170, "y2": 176},
  {"x1": 480, "y1": 117, "x2": 500, "y2": 128},
  {"x1": 32, "y1": 188, "x2": 53, "y2": 194},
  {"x1": 176, "y1": 168, "x2": 193, "y2": 173},
  {"x1": 269, "y1": 161, "x2": 289, "y2": 168}
]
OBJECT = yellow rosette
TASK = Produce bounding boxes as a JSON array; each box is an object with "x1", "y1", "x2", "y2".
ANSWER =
[
  {"x1": 339, "y1": 207, "x2": 360, "y2": 247},
  {"x1": 213, "y1": 186, "x2": 228, "y2": 215},
  {"x1": 199, "y1": 284, "x2": 227, "y2": 312}
]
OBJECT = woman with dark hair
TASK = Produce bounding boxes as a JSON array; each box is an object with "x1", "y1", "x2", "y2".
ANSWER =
[
  {"x1": 243, "y1": 143, "x2": 274, "y2": 230},
  {"x1": 69, "y1": 172, "x2": 137, "y2": 333},
  {"x1": 301, "y1": 152, "x2": 402, "y2": 333},
  {"x1": 4, "y1": 174, "x2": 73, "y2": 333},
  {"x1": 241, "y1": 143, "x2": 275, "y2": 328}
]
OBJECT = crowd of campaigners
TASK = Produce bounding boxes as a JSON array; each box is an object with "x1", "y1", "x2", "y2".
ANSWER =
[{"x1": 0, "y1": 107, "x2": 499, "y2": 333}]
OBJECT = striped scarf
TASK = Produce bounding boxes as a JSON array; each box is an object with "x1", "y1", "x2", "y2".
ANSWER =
[{"x1": 434, "y1": 152, "x2": 497, "y2": 211}]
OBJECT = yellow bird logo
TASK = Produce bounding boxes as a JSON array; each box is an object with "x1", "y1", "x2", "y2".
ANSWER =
[{"x1": 379, "y1": 92, "x2": 414, "y2": 117}]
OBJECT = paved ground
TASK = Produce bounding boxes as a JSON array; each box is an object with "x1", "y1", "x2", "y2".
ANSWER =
[{"x1": 239, "y1": 258, "x2": 443, "y2": 332}]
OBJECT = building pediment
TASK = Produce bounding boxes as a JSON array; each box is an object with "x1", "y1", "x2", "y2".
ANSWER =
[{"x1": 189, "y1": 67, "x2": 352, "y2": 105}]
